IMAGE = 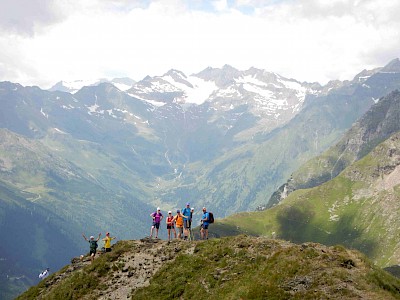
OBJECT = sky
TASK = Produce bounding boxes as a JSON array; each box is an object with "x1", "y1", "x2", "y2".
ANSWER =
[{"x1": 0, "y1": 0, "x2": 399, "y2": 89}]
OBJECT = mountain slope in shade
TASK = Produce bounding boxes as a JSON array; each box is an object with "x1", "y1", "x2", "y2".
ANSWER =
[{"x1": 0, "y1": 179, "x2": 81, "y2": 300}]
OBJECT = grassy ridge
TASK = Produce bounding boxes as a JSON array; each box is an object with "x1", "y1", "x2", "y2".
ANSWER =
[
  {"x1": 133, "y1": 236, "x2": 400, "y2": 299},
  {"x1": 17, "y1": 237, "x2": 400, "y2": 300}
]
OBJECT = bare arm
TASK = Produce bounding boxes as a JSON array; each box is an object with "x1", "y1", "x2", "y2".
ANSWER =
[
  {"x1": 96, "y1": 233, "x2": 101, "y2": 241},
  {"x1": 82, "y1": 233, "x2": 88, "y2": 241}
]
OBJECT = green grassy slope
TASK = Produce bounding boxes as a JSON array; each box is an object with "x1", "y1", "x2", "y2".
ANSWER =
[{"x1": 214, "y1": 132, "x2": 400, "y2": 267}]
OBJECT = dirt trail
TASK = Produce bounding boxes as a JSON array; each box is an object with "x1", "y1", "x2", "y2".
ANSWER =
[{"x1": 94, "y1": 238, "x2": 195, "y2": 299}]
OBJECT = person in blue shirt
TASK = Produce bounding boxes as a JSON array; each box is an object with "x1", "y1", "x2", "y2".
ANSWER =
[
  {"x1": 200, "y1": 207, "x2": 209, "y2": 240},
  {"x1": 182, "y1": 202, "x2": 191, "y2": 240}
]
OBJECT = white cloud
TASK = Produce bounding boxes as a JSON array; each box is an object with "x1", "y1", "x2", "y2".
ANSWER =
[
  {"x1": 0, "y1": 0, "x2": 67, "y2": 36},
  {"x1": 0, "y1": 0, "x2": 399, "y2": 88}
]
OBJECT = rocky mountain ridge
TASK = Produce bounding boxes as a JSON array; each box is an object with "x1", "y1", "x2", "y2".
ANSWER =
[{"x1": 17, "y1": 236, "x2": 400, "y2": 300}]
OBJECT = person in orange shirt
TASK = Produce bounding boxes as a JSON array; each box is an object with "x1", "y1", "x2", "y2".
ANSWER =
[{"x1": 174, "y1": 210, "x2": 184, "y2": 239}]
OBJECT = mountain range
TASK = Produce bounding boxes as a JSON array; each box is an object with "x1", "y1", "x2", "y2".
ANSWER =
[{"x1": 2, "y1": 58, "x2": 400, "y2": 299}]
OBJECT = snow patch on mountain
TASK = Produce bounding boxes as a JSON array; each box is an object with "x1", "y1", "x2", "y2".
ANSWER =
[
  {"x1": 87, "y1": 103, "x2": 100, "y2": 115},
  {"x1": 40, "y1": 108, "x2": 48, "y2": 119},
  {"x1": 242, "y1": 83, "x2": 275, "y2": 99},
  {"x1": 162, "y1": 75, "x2": 218, "y2": 105},
  {"x1": 113, "y1": 82, "x2": 132, "y2": 91},
  {"x1": 127, "y1": 93, "x2": 166, "y2": 107},
  {"x1": 213, "y1": 85, "x2": 241, "y2": 98},
  {"x1": 54, "y1": 128, "x2": 67, "y2": 134}
]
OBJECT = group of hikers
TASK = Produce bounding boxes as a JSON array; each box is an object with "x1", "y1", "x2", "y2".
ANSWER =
[
  {"x1": 38, "y1": 204, "x2": 213, "y2": 279},
  {"x1": 39, "y1": 232, "x2": 117, "y2": 277},
  {"x1": 82, "y1": 232, "x2": 117, "y2": 263},
  {"x1": 150, "y1": 203, "x2": 213, "y2": 241},
  {"x1": 80, "y1": 203, "x2": 213, "y2": 264}
]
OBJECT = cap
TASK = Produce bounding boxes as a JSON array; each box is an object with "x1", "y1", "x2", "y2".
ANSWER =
[
  {"x1": 202, "y1": 207, "x2": 206, "y2": 210},
  {"x1": 157, "y1": 207, "x2": 160, "y2": 211},
  {"x1": 168, "y1": 210, "x2": 172, "y2": 214},
  {"x1": 186, "y1": 202, "x2": 190, "y2": 206},
  {"x1": 177, "y1": 209, "x2": 180, "y2": 213},
  {"x1": 191, "y1": 207, "x2": 194, "y2": 211},
  {"x1": 90, "y1": 236, "x2": 94, "y2": 239}
]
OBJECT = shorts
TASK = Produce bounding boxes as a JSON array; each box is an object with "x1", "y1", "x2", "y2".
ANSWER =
[
  {"x1": 90, "y1": 249, "x2": 96, "y2": 256},
  {"x1": 177, "y1": 227, "x2": 183, "y2": 235},
  {"x1": 167, "y1": 225, "x2": 175, "y2": 230},
  {"x1": 105, "y1": 248, "x2": 112, "y2": 252},
  {"x1": 184, "y1": 219, "x2": 191, "y2": 229},
  {"x1": 201, "y1": 223, "x2": 209, "y2": 230},
  {"x1": 152, "y1": 222, "x2": 160, "y2": 229}
]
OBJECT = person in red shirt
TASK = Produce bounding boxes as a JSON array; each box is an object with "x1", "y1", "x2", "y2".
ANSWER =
[{"x1": 166, "y1": 211, "x2": 177, "y2": 241}]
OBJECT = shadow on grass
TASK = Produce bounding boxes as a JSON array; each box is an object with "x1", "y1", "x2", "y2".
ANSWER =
[
  {"x1": 277, "y1": 206, "x2": 378, "y2": 257},
  {"x1": 210, "y1": 223, "x2": 252, "y2": 238}
]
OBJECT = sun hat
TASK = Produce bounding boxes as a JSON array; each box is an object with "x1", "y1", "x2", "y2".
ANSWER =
[
  {"x1": 157, "y1": 207, "x2": 160, "y2": 210},
  {"x1": 168, "y1": 210, "x2": 172, "y2": 214},
  {"x1": 191, "y1": 207, "x2": 194, "y2": 211},
  {"x1": 90, "y1": 236, "x2": 94, "y2": 239},
  {"x1": 186, "y1": 202, "x2": 190, "y2": 206},
  {"x1": 177, "y1": 209, "x2": 180, "y2": 213}
]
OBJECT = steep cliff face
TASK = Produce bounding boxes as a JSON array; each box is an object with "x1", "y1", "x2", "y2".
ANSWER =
[{"x1": 17, "y1": 236, "x2": 400, "y2": 300}]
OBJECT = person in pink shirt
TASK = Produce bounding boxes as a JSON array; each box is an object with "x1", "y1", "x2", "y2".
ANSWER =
[{"x1": 150, "y1": 207, "x2": 163, "y2": 239}]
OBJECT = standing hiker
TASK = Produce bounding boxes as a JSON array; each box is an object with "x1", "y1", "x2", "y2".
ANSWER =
[
  {"x1": 182, "y1": 202, "x2": 191, "y2": 240},
  {"x1": 166, "y1": 211, "x2": 177, "y2": 241},
  {"x1": 82, "y1": 233, "x2": 101, "y2": 263},
  {"x1": 174, "y1": 210, "x2": 184, "y2": 239},
  {"x1": 102, "y1": 232, "x2": 117, "y2": 252},
  {"x1": 200, "y1": 207, "x2": 209, "y2": 240},
  {"x1": 150, "y1": 207, "x2": 163, "y2": 239},
  {"x1": 188, "y1": 207, "x2": 195, "y2": 240}
]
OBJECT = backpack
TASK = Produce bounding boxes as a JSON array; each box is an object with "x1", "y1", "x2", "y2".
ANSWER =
[
  {"x1": 208, "y1": 212, "x2": 214, "y2": 224},
  {"x1": 89, "y1": 240, "x2": 98, "y2": 251}
]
